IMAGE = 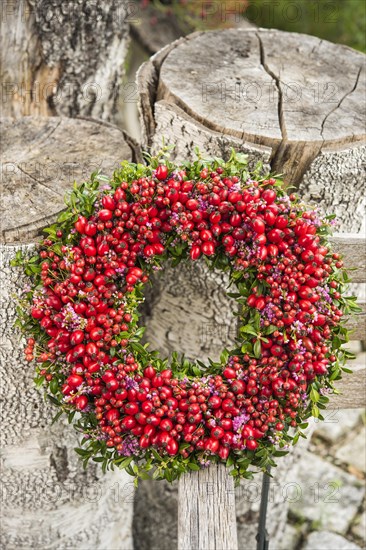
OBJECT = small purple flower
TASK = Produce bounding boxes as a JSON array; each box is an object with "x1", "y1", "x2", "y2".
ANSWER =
[
  {"x1": 125, "y1": 377, "x2": 139, "y2": 391},
  {"x1": 198, "y1": 197, "x2": 209, "y2": 211},
  {"x1": 61, "y1": 303, "x2": 87, "y2": 330},
  {"x1": 119, "y1": 435, "x2": 139, "y2": 456},
  {"x1": 320, "y1": 387, "x2": 333, "y2": 396},
  {"x1": 317, "y1": 285, "x2": 332, "y2": 304},
  {"x1": 232, "y1": 412, "x2": 250, "y2": 433},
  {"x1": 198, "y1": 458, "x2": 211, "y2": 468}
]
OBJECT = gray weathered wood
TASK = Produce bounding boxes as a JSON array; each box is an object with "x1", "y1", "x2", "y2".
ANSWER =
[
  {"x1": 136, "y1": 239, "x2": 365, "y2": 550},
  {"x1": 0, "y1": 0, "x2": 130, "y2": 122},
  {"x1": 156, "y1": 29, "x2": 365, "y2": 182},
  {"x1": 0, "y1": 117, "x2": 138, "y2": 549},
  {"x1": 0, "y1": 116, "x2": 140, "y2": 243},
  {"x1": 0, "y1": 244, "x2": 135, "y2": 550},
  {"x1": 329, "y1": 234, "x2": 366, "y2": 283},
  {"x1": 328, "y1": 362, "x2": 366, "y2": 409},
  {"x1": 178, "y1": 464, "x2": 238, "y2": 550},
  {"x1": 329, "y1": 234, "x2": 366, "y2": 340},
  {"x1": 137, "y1": 29, "x2": 366, "y2": 550},
  {"x1": 134, "y1": 261, "x2": 239, "y2": 550}
]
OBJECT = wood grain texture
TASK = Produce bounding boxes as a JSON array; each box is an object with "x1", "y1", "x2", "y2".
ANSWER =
[
  {"x1": 138, "y1": 29, "x2": 365, "y2": 237},
  {"x1": 0, "y1": 115, "x2": 139, "y2": 549},
  {"x1": 0, "y1": 0, "x2": 130, "y2": 122},
  {"x1": 153, "y1": 100, "x2": 272, "y2": 169},
  {"x1": 329, "y1": 234, "x2": 366, "y2": 283},
  {"x1": 345, "y1": 301, "x2": 366, "y2": 341},
  {"x1": 178, "y1": 464, "x2": 238, "y2": 550},
  {"x1": 328, "y1": 362, "x2": 366, "y2": 409},
  {"x1": 158, "y1": 29, "x2": 365, "y2": 144},
  {"x1": 137, "y1": 36, "x2": 189, "y2": 148},
  {"x1": 0, "y1": 116, "x2": 137, "y2": 244},
  {"x1": 298, "y1": 144, "x2": 366, "y2": 233}
]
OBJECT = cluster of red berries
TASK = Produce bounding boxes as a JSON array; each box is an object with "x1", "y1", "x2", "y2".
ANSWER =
[{"x1": 18, "y1": 156, "x2": 347, "y2": 474}]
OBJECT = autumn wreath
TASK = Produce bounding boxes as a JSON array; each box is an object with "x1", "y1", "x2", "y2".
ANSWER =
[{"x1": 12, "y1": 150, "x2": 357, "y2": 484}]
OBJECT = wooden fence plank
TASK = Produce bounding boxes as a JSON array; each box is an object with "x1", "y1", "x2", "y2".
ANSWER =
[
  {"x1": 329, "y1": 234, "x2": 366, "y2": 283},
  {"x1": 328, "y1": 362, "x2": 366, "y2": 409},
  {"x1": 178, "y1": 464, "x2": 238, "y2": 550}
]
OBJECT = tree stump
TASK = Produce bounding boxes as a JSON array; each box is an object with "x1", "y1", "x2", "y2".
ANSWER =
[
  {"x1": 136, "y1": 28, "x2": 366, "y2": 550},
  {"x1": 138, "y1": 28, "x2": 365, "y2": 231},
  {"x1": 0, "y1": 116, "x2": 139, "y2": 549},
  {"x1": 1, "y1": 0, "x2": 130, "y2": 122}
]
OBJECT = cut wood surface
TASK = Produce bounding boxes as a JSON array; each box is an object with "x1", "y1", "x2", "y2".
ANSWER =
[
  {"x1": 328, "y1": 361, "x2": 366, "y2": 409},
  {"x1": 157, "y1": 29, "x2": 365, "y2": 180},
  {"x1": 345, "y1": 301, "x2": 366, "y2": 342},
  {"x1": 1, "y1": 244, "x2": 135, "y2": 550},
  {"x1": 0, "y1": 116, "x2": 140, "y2": 243}
]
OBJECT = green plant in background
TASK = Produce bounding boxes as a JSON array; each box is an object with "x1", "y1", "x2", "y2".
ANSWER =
[
  {"x1": 245, "y1": 0, "x2": 365, "y2": 53},
  {"x1": 143, "y1": 0, "x2": 365, "y2": 52}
]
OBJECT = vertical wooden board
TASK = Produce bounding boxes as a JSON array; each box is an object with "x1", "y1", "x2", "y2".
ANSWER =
[{"x1": 178, "y1": 464, "x2": 238, "y2": 550}]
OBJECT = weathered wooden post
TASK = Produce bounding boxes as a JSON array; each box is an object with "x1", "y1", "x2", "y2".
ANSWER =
[
  {"x1": 0, "y1": 116, "x2": 139, "y2": 548},
  {"x1": 178, "y1": 464, "x2": 238, "y2": 550},
  {"x1": 136, "y1": 28, "x2": 366, "y2": 549}
]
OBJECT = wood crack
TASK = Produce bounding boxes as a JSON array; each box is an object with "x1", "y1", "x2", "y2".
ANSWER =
[
  {"x1": 34, "y1": 119, "x2": 62, "y2": 149},
  {"x1": 310, "y1": 39, "x2": 323, "y2": 56},
  {"x1": 256, "y1": 32, "x2": 288, "y2": 172},
  {"x1": 139, "y1": 34, "x2": 200, "y2": 148},
  {"x1": 256, "y1": 33, "x2": 287, "y2": 140},
  {"x1": 320, "y1": 65, "x2": 363, "y2": 142},
  {"x1": 16, "y1": 165, "x2": 63, "y2": 197}
]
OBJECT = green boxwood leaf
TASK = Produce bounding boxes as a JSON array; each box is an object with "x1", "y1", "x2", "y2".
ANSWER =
[{"x1": 253, "y1": 339, "x2": 261, "y2": 358}]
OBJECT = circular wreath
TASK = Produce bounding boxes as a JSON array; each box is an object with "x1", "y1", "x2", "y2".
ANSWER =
[{"x1": 13, "y1": 150, "x2": 356, "y2": 483}]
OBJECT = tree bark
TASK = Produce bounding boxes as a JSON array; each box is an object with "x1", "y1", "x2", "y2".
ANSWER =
[
  {"x1": 0, "y1": 116, "x2": 139, "y2": 549},
  {"x1": 0, "y1": 0, "x2": 130, "y2": 122},
  {"x1": 135, "y1": 28, "x2": 366, "y2": 550}
]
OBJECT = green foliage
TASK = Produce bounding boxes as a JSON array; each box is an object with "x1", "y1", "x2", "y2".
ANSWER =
[{"x1": 246, "y1": 0, "x2": 365, "y2": 53}]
